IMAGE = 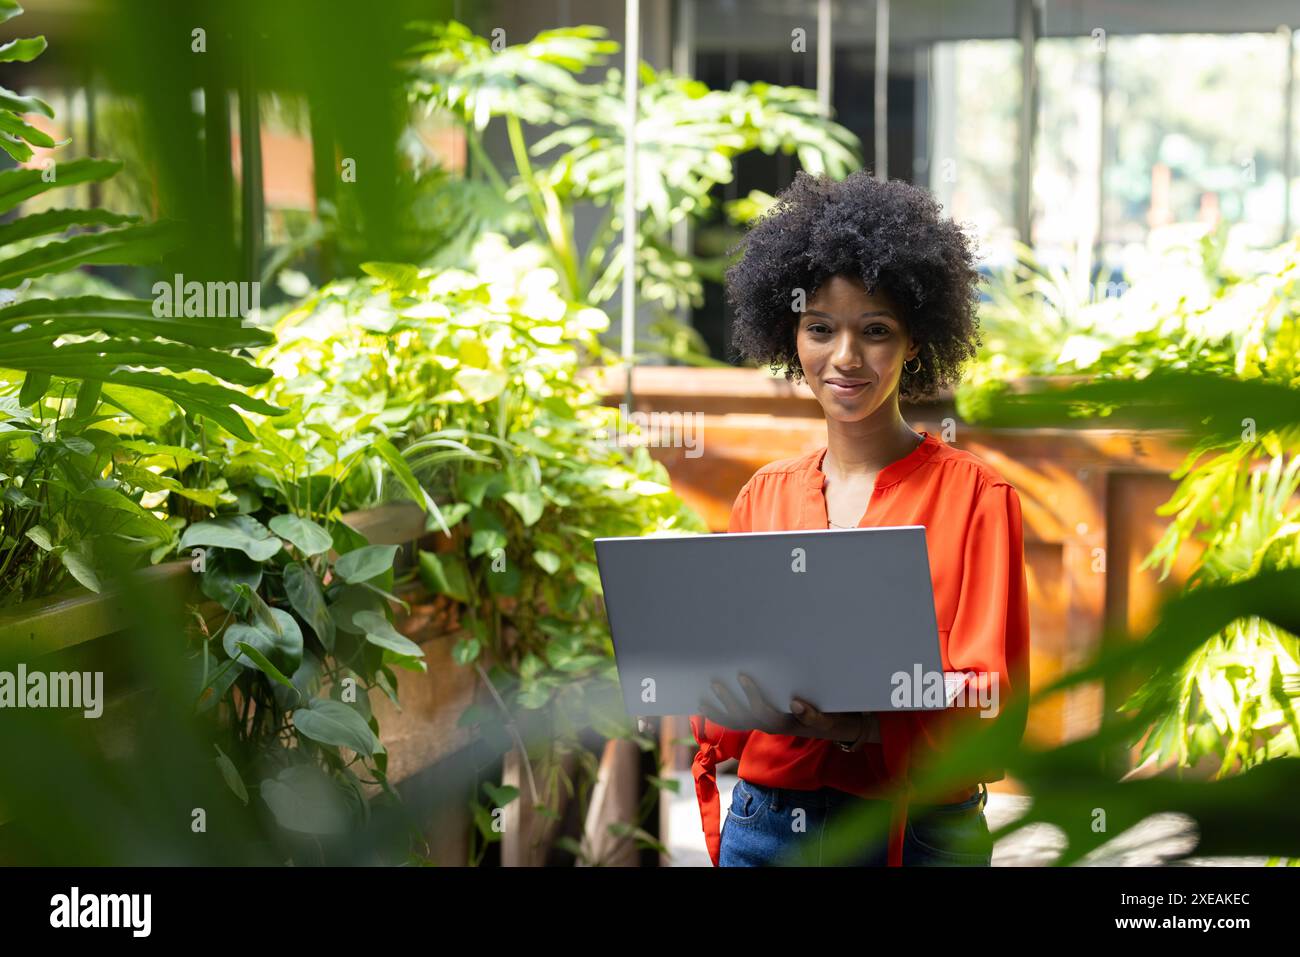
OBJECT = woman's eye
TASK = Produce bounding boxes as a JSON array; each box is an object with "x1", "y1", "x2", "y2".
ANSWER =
[{"x1": 805, "y1": 323, "x2": 890, "y2": 337}]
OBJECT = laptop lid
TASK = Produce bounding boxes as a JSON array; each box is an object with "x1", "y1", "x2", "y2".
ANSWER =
[{"x1": 594, "y1": 526, "x2": 952, "y2": 718}]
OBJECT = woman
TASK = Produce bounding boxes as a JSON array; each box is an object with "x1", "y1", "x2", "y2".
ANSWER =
[{"x1": 690, "y1": 170, "x2": 1031, "y2": 867}]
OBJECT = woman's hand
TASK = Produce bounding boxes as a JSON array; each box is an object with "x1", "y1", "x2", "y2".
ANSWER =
[{"x1": 698, "y1": 672, "x2": 868, "y2": 743}]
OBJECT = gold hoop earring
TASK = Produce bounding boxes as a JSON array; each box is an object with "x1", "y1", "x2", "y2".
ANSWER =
[{"x1": 904, "y1": 355, "x2": 922, "y2": 375}]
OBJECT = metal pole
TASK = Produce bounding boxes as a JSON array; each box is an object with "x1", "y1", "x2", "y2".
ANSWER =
[
  {"x1": 673, "y1": 0, "x2": 695, "y2": 77},
  {"x1": 1096, "y1": 33, "x2": 1108, "y2": 281},
  {"x1": 672, "y1": 0, "x2": 696, "y2": 334},
  {"x1": 1282, "y1": 26, "x2": 1294, "y2": 243},
  {"x1": 817, "y1": 0, "x2": 833, "y2": 114},
  {"x1": 874, "y1": 0, "x2": 889, "y2": 180},
  {"x1": 623, "y1": 0, "x2": 640, "y2": 412},
  {"x1": 1016, "y1": 0, "x2": 1039, "y2": 245}
]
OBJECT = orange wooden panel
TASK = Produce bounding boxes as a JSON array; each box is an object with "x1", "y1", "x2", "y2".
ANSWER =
[
  {"x1": 1021, "y1": 542, "x2": 1069, "y2": 751},
  {"x1": 1105, "y1": 471, "x2": 1206, "y2": 775}
]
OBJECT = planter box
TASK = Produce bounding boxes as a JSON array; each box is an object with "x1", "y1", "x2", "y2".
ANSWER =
[{"x1": 0, "y1": 503, "x2": 431, "y2": 658}]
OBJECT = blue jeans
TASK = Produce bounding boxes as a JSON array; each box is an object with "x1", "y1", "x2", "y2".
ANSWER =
[{"x1": 718, "y1": 777, "x2": 993, "y2": 867}]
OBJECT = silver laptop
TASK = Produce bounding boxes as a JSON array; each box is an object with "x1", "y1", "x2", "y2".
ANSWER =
[{"x1": 594, "y1": 526, "x2": 960, "y2": 718}]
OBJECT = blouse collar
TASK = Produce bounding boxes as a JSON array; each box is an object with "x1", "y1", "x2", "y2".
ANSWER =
[{"x1": 804, "y1": 430, "x2": 941, "y2": 491}]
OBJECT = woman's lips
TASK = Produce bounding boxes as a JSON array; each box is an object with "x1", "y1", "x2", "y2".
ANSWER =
[{"x1": 826, "y1": 379, "x2": 870, "y2": 398}]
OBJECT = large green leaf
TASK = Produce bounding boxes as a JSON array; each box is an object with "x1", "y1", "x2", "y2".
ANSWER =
[
  {"x1": 418, "y1": 549, "x2": 471, "y2": 603},
  {"x1": 75, "y1": 486, "x2": 174, "y2": 542},
  {"x1": 181, "y1": 514, "x2": 283, "y2": 562},
  {"x1": 291, "y1": 699, "x2": 380, "y2": 755},
  {"x1": 16, "y1": 370, "x2": 47, "y2": 406},
  {"x1": 0, "y1": 84, "x2": 51, "y2": 120},
  {"x1": 353, "y1": 609, "x2": 424, "y2": 659},
  {"x1": 0, "y1": 34, "x2": 45, "y2": 62},
  {"x1": 283, "y1": 561, "x2": 335, "y2": 652},
  {"x1": 0, "y1": 112, "x2": 57, "y2": 157},
  {"x1": 269, "y1": 514, "x2": 333, "y2": 556},
  {"x1": 0, "y1": 223, "x2": 272, "y2": 441},
  {"x1": 104, "y1": 372, "x2": 280, "y2": 441},
  {"x1": 0, "y1": 207, "x2": 137, "y2": 247},
  {"x1": 503, "y1": 489, "x2": 544, "y2": 526},
  {"x1": 59, "y1": 542, "x2": 102, "y2": 593},
  {"x1": 220, "y1": 622, "x2": 270, "y2": 669},
  {"x1": 221, "y1": 610, "x2": 303, "y2": 677},
  {"x1": 408, "y1": 22, "x2": 617, "y2": 131},
  {"x1": 328, "y1": 584, "x2": 386, "y2": 636},
  {"x1": 6, "y1": 339, "x2": 272, "y2": 385},
  {"x1": 232, "y1": 639, "x2": 295, "y2": 689},
  {"x1": 0, "y1": 221, "x2": 181, "y2": 287},
  {"x1": 0, "y1": 157, "x2": 121, "y2": 214},
  {"x1": 0, "y1": 296, "x2": 273, "y2": 348},
  {"x1": 0, "y1": 1, "x2": 26, "y2": 27},
  {"x1": 333, "y1": 544, "x2": 398, "y2": 584},
  {"x1": 260, "y1": 765, "x2": 351, "y2": 835},
  {"x1": 198, "y1": 547, "x2": 263, "y2": 613}
]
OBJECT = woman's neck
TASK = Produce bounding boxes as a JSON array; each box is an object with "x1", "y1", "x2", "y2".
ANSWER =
[{"x1": 823, "y1": 408, "x2": 922, "y2": 482}]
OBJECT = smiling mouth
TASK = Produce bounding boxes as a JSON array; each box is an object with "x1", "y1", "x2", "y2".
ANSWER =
[{"x1": 826, "y1": 379, "x2": 870, "y2": 396}]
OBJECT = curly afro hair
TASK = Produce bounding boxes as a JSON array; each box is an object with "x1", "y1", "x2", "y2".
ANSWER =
[{"x1": 725, "y1": 170, "x2": 984, "y2": 400}]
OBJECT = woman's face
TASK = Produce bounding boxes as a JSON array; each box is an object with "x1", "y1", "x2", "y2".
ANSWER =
[{"x1": 796, "y1": 273, "x2": 918, "y2": 424}]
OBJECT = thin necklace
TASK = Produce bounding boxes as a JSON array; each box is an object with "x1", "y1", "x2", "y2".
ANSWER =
[{"x1": 825, "y1": 431, "x2": 925, "y2": 530}]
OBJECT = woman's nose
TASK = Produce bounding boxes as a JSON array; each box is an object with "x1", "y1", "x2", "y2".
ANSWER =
[{"x1": 832, "y1": 332, "x2": 862, "y2": 368}]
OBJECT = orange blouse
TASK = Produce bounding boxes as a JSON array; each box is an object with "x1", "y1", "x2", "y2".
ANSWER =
[{"x1": 689, "y1": 430, "x2": 1031, "y2": 866}]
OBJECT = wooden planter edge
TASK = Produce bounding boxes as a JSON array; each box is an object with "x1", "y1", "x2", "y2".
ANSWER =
[{"x1": 0, "y1": 502, "x2": 430, "y2": 658}]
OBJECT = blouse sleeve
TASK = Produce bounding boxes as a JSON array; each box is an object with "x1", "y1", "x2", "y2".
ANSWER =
[
  {"x1": 876, "y1": 480, "x2": 1031, "y2": 789},
  {"x1": 688, "y1": 480, "x2": 756, "y2": 866}
]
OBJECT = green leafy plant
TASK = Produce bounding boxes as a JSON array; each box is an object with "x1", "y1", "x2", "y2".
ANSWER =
[
  {"x1": 956, "y1": 224, "x2": 1263, "y2": 420},
  {"x1": 0, "y1": 0, "x2": 278, "y2": 606},
  {"x1": 250, "y1": 234, "x2": 708, "y2": 861},
  {"x1": 0, "y1": 4, "x2": 704, "y2": 868},
  {"x1": 183, "y1": 502, "x2": 424, "y2": 861},
  {"x1": 407, "y1": 20, "x2": 861, "y2": 360}
]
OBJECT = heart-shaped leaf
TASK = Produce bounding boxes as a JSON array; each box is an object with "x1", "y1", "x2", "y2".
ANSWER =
[
  {"x1": 283, "y1": 562, "x2": 335, "y2": 652},
  {"x1": 222, "y1": 613, "x2": 302, "y2": 675},
  {"x1": 181, "y1": 514, "x2": 281, "y2": 561},
  {"x1": 269, "y1": 514, "x2": 334, "y2": 556},
  {"x1": 291, "y1": 699, "x2": 380, "y2": 755},
  {"x1": 504, "y1": 490, "x2": 544, "y2": 526},
  {"x1": 333, "y1": 544, "x2": 398, "y2": 584},
  {"x1": 260, "y1": 765, "x2": 351, "y2": 835},
  {"x1": 354, "y1": 609, "x2": 425, "y2": 659}
]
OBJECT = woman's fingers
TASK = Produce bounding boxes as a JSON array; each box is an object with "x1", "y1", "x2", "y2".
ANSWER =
[
  {"x1": 697, "y1": 698, "x2": 728, "y2": 727},
  {"x1": 698, "y1": 693, "x2": 741, "y2": 729},
  {"x1": 700, "y1": 677, "x2": 838, "y2": 736},
  {"x1": 738, "y1": 673, "x2": 784, "y2": 727},
  {"x1": 790, "y1": 697, "x2": 833, "y2": 731},
  {"x1": 736, "y1": 673, "x2": 769, "y2": 710},
  {"x1": 699, "y1": 681, "x2": 751, "y2": 730},
  {"x1": 711, "y1": 678, "x2": 750, "y2": 719}
]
